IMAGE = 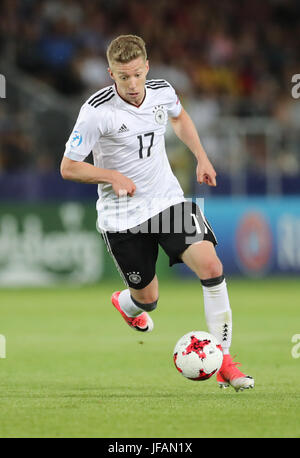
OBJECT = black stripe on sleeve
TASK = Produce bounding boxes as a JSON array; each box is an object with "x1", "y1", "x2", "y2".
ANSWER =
[
  {"x1": 92, "y1": 93, "x2": 115, "y2": 107},
  {"x1": 146, "y1": 79, "x2": 167, "y2": 85},
  {"x1": 145, "y1": 84, "x2": 169, "y2": 90},
  {"x1": 88, "y1": 88, "x2": 113, "y2": 106}
]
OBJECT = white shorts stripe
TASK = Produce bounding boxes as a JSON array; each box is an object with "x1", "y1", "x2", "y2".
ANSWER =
[
  {"x1": 100, "y1": 229, "x2": 129, "y2": 287},
  {"x1": 199, "y1": 208, "x2": 218, "y2": 244}
]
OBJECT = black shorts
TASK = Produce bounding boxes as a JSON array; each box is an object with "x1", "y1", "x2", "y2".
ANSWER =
[{"x1": 100, "y1": 201, "x2": 217, "y2": 289}]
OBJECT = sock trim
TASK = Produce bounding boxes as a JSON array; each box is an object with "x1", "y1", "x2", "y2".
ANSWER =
[
  {"x1": 200, "y1": 275, "x2": 225, "y2": 287},
  {"x1": 130, "y1": 295, "x2": 158, "y2": 312}
]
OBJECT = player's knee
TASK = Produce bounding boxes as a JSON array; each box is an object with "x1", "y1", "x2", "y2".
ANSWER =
[
  {"x1": 200, "y1": 257, "x2": 223, "y2": 280},
  {"x1": 130, "y1": 295, "x2": 158, "y2": 312}
]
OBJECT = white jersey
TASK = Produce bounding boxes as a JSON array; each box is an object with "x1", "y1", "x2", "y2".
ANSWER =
[{"x1": 64, "y1": 79, "x2": 185, "y2": 231}]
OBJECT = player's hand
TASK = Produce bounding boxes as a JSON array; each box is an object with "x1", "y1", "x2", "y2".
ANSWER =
[
  {"x1": 111, "y1": 170, "x2": 136, "y2": 197},
  {"x1": 196, "y1": 157, "x2": 217, "y2": 187}
]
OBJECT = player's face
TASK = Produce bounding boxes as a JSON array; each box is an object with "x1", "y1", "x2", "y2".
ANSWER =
[{"x1": 109, "y1": 57, "x2": 149, "y2": 106}]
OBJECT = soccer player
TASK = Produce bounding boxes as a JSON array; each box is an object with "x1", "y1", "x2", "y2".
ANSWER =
[{"x1": 60, "y1": 35, "x2": 254, "y2": 392}]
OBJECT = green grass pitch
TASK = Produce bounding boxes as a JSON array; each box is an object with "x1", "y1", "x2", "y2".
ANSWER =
[{"x1": 1, "y1": 277, "x2": 300, "y2": 438}]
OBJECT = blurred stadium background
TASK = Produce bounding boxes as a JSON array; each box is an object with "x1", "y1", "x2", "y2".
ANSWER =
[
  {"x1": 0, "y1": 0, "x2": 300, "y2": 286},
  {"x1": 1, "y1": 0, "x2": 300, "y2": 440}
]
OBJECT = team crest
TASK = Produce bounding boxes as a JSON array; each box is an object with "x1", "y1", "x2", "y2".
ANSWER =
[
  {"x1": 127, "y1": 272, "x2": 142, "y2": 284},
  {"x1": 153, "y1": 105, "x2": 166, "y2": 125}
]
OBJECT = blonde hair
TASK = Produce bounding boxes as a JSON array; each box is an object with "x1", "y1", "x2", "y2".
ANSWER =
[{"x1": 107, "y1": 35, "x2": 147, "y2": 67}]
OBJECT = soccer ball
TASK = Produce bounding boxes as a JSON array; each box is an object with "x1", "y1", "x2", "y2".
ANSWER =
[{"x1": 173, "y1": 331, "x2": 223, "y2": 381}]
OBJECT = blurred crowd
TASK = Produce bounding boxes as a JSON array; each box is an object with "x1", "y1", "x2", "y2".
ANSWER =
[
  {"x1": 0, "y1": 0, "x2": 299, "y2": 187},
  {"x1": 1, "y1": 0, "x2": 298, "y2": 106}
]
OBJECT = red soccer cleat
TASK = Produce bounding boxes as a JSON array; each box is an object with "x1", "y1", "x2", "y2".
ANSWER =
[
  {"x1": 217, "y1": 354, "x2": 254, "y2": 392},
  {"x1": 111, "y1": 291, "x2": 154, "y2": 332}
]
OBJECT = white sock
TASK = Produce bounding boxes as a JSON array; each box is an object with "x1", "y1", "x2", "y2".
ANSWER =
[
  {"x1": 118, "y1": 289, "x2": 144, "y2": 317},
  {"x1": 202, "y1": 279, "x2": 232, "y2": 354}
]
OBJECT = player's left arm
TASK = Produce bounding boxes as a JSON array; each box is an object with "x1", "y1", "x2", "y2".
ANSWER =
[{"x1": 170, "y1": 107, "x2": 217, "y2": 187}]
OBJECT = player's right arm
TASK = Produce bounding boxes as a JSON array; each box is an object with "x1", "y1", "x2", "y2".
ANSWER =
[
  {"x1": 60, "y1": 157, "x2": 136, "y2": 197},
  {"x1": 60, "y1": 103, "x2": 136, "y2": 197}
]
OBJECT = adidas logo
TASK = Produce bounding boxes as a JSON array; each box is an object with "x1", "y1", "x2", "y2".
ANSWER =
[{"x1": 118, "y1": 123, "x2": 129, "y2": 133}]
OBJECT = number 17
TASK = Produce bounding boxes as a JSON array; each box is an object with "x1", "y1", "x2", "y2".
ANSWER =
[{"x1": 137, "y1": 132, "x2": 154, "y2": 158}]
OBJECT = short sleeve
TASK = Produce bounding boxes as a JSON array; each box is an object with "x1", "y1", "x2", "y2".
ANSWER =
[
  {"x1": 165, "y1": 83, "x2": 182, "y2": 118},
  {"x1": 64, "y1": 104, "x2": 100, "y2": 161}
]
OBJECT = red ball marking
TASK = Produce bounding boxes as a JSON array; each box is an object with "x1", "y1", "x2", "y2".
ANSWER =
[
  {"x1": 183, "y1": 336, "x2": 211, "y2": 360},
  {"x1": 173, "y1": 353, "x2": 182, "y2": 373},
  {"x1": 188, "y1": 368, "x2": 218, "y2": 381}
]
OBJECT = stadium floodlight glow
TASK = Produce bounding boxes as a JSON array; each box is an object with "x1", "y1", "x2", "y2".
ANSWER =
[{"x1": 0, "y1": 74, "x2": 6, "y2": 99}]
